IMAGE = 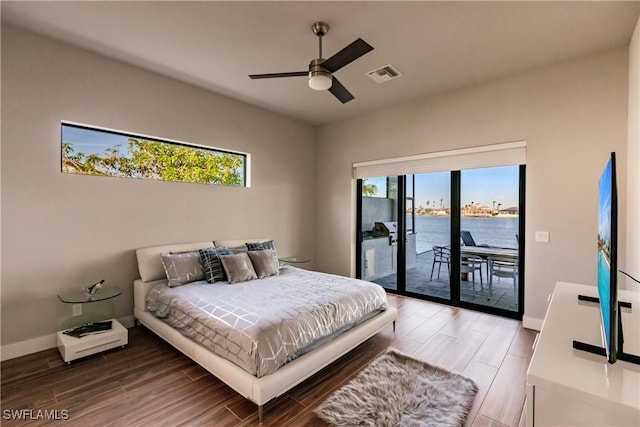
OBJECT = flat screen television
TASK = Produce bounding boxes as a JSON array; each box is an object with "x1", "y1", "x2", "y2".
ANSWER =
[
  {"x1": 597, "y1": 152, "x2": 618, "y2": 364},
  {"x1": 574, "y1": 152, "x2": 638, "y2": 365}
]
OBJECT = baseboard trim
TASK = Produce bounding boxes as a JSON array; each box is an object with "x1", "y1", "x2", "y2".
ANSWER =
[
  {"x1": 522, "y1": 315, "x2": 543, "y2": 331},
  {"x1": 0, "y1": 315, "x2": 135, "y2": 361},
  {"x1": 0, "y1": 333, "x2": 57, "y2": 362}
]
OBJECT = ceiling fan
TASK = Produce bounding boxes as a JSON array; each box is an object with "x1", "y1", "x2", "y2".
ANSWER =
[{"x1": 249, "y1": 22, "x2": 374, "y2": 104}]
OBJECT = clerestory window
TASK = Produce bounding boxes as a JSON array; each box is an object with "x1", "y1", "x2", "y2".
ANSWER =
[{"x1": 61, "y1": 122, "x2": 248, "y2": 187}]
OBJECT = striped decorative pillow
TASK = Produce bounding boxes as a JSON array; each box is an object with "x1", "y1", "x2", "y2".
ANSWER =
[
  {"x1": 199, "y1": 247, "x2": 233, "y2": 283},
  {"x1": 245, "y1": 240, "x2": 275, "y2": 251}
]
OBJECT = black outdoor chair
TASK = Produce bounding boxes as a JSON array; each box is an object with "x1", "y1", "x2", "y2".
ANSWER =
[{"x1": 461, "y1": 230, "x2": 488, "y2": 247}]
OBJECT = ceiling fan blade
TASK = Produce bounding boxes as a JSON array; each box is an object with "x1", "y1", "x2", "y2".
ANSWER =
[
  {"x1": 328, "y1": 77, "x2": 355, "y2": 104},
  {"x1": 249, "y1": 71, "x2": 308, "y2": 79},
  {"x1": 322, "y1": 38, "x2": 374, "y2": 73}
]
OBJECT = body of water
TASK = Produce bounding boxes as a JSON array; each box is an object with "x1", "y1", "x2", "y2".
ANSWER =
[
  {"x1": 597, "y1": 249, "x2": 611, "y2": 354},
  {"x1": 411, "y1": 215, "x2": 519, "y2": 254}
]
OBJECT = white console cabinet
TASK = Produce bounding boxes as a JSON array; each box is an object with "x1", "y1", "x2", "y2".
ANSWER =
[{"x1": 526, "y1": 282, "x2": 640, "y2": 426}]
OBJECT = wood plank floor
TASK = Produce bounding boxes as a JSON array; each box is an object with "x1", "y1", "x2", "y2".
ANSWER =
[{"x1": 1, "y1": 294, "x2": 537, "y2": 426}]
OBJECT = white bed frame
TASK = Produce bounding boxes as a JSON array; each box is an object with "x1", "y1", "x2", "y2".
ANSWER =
[{"x1": 133, "y1": 240, "x2": 397, "y2": 423}]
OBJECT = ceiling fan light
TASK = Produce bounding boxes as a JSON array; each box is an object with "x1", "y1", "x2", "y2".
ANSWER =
[{"x1": 309, "y1": 71, "x2": 332, "y2": 90}]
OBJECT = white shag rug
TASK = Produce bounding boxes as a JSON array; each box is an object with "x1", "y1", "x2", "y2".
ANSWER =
[{"x1": 314, "y1": 348, "x2": 478, "y2": 427}]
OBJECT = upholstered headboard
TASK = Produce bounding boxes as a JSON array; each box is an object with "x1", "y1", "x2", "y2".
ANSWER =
[{"x1": 213, "y1": 238, "x2": 270, "y2": 249}]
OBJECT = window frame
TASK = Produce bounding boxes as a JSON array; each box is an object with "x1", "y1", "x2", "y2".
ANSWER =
[{"x1": 61, "y1": 121, "x2": 250, "y2": 187}]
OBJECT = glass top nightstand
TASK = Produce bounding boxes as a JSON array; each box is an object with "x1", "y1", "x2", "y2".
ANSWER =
[
  {"x1": 56, "y1": 285, "x2": 127, "y2": 363},
  {"x1": 57, "y1": 285, "x2": 122, "y2": 331},
  {"x1": 279, "y1": 256, "x2": 311, "y2": 264},
  {"x1": 58, "y1": 286, "x2": 122, "y2": 304}
]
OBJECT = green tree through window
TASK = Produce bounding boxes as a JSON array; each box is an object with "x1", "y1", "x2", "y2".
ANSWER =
[
  {"x1": 62, "y1": 124, "x2": 246, "y2": 186},
  {"x1": 362, "y1": 180, "x2": 378, "y2": 196}
]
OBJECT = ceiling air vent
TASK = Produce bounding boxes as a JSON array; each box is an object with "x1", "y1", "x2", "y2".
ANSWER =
[{"x1": 366, "y1": 64, "x2": 402, "y2": 83}]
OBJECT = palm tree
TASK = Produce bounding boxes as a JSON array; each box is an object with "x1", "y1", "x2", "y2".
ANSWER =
[{"x1": 362, "y1": 180, "x2": 377, "y2": 196}]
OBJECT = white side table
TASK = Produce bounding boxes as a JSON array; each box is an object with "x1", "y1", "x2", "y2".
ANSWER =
[{"x1": 57, "y1": 319, "x2": 128, "y2": 363}]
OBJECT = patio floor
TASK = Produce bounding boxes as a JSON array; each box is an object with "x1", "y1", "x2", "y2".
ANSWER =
[{"x1": 372, "y1": 249, "x2": 519, "y2": 312}]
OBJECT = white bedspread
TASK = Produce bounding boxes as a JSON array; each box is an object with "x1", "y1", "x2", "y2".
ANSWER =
[{"x1": 146, "y1": 266, "x2": 389, "y2": 377}]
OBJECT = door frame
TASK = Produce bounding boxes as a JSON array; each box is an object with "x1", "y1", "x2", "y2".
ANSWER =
[{"x1": 356, "y1": 165, "x2": 525, "y2": 320}]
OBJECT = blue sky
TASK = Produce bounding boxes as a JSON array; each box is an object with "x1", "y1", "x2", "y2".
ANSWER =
[
  {"x1": 598, "y1": 157, "x2": 613, "y2": 244},
  {"x1": 460, "y1": 166, "x2": 519, "y2": 208},
  {"x1": 62, "y1": 125, "x2": 131, "y2": 156},
  {"x1": 365, "y1": 165, "x2": 520, "y2": 208}
]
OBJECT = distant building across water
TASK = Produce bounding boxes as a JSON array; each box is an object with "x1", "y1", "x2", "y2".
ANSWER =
[{"x1": 408, "y1": 203, "x2": 518, "y2": 217}]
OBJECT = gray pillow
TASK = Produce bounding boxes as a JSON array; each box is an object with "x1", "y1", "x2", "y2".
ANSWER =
[
  {"x1": 160, "y1": 252, "x2": 205, "y2": 287},
  {"x1": 248, "y1": 249, "x2": 280, "y2": 278},
  {"x1": 220, "y1": 253, "x2": 258, "y2": 284},
  {"x1": 199, "y1": 247, "x2": 233, "y2": 283}
]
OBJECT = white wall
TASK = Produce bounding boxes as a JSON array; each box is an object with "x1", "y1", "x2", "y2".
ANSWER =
[
  {"x1": 626, "y1": 16, "x2": 640, "y2": 291},
  {"x1": 315, "y1": 49, "x2": 629, "y2": 327},
  {"x1": 0, "y1": 26, "x2": 316, "y2": 351}
]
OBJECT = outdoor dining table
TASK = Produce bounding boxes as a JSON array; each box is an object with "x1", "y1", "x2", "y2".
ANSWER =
[
  {"x1": 459, "y1": 245, "x2": 518, "y2": 292},
  {"x1": 460, "y1": 245, "x2": 518, "y2": 259}
]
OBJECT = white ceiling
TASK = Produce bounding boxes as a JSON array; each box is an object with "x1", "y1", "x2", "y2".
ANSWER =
[{"x1": 2, "y1": 1, "x2": 639, "y2": 125}]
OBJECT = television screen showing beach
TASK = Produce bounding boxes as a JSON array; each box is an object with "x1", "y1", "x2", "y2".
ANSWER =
[{"x1": 597, "y1": 158, "x2": 613, "y2": 354}]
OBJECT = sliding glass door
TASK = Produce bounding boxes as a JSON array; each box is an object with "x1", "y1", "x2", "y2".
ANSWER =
[
  {"x1": 359, "y1": 176, "x2": 399, "y2": 291},
  {"x1": 459, "y1": 166, "x2": 521, "y2": 312},
  {"x1": 404, "y1": 173, "x2": 451, "y2": 301},
  {"x1": 357, "y1": 166, "x2": 525, "y2": 319}
]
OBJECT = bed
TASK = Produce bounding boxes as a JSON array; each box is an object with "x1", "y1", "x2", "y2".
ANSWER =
[{"x1": 133, "y1": 239, "x2": 397, "y2": 423}]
